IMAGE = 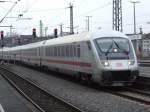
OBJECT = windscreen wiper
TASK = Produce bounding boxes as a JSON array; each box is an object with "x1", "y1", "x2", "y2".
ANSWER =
[
  {"x1": 113, "y1": 40, "x2": 129, "y2": 55},
  {"x1": 105, "y1": 41, "x2": 113, "y2": 59}
]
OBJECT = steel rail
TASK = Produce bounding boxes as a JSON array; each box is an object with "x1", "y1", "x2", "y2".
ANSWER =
[
  {"x1": 0, "y1": 66, "x2": 83, "y2": 112},
  {"x1": 124, "y1": 87, "x2": 150, "y2": 97},
  {"x1": 105, "y1": 89, "x2": 150, "y2": 105},
  {"x1": 138, "y1": 60, "x2": 150, "y2": 67}
]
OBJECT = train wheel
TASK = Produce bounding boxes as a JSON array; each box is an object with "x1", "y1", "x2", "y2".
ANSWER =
[
  {"x1": 74, "y1": 73, "x2": 81, "y2": 80},
  {"x1": 80, "y1": 73, "x2": 92, "y2": 83}
]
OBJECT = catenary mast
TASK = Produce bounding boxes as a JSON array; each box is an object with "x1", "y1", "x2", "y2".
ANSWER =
[{"x1": 112, "y1": 0, "x2": 123, "y2": 32}]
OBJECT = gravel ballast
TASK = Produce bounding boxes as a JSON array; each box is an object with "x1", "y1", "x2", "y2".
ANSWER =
[{"x1": 6, "y1": 64, "x2": 150, "y2": 112}]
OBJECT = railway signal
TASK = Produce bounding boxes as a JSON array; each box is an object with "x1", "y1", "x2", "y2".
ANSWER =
[
  {"x1": 0, "y1": 31, "x2": 4, "y2": 40},
  {"x1": 32, "y1": 28, "x2": 36, "y2": 38},
  {"x1": 54, "y1": 28, "x2": 58, "y2": 38}
]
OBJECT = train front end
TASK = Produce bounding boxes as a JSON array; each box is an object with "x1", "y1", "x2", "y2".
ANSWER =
[{"x1": 94, "y1": 33, "x2": 139, "y2": 86}]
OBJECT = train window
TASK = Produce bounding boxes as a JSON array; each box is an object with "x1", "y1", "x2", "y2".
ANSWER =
[
  {"x1": 77, "y1": 45, "x2": 80, "y2": 57},
  {"x1": 49, "y1": 47, "x2": 51, "y2": 56},
  {"x1": 51, "y1": 47, "x2": 54, "y2": 56},
  {"x1": 54, "y1": 47, "x2": 57, "y2": 56},
  {"x1": 59, "y1": 47, "x2": 61, "y2": 56},
  {"x1": 57, "y1": 46, "x2": 60, "y2": 57},
  {"x1": 56, "y1": 47, "x2": 58, "y2": 56},
  {"x1": 60, "y1": 46, "x2": 63, "y2": 57},
  {"x1": 59, "y1": 46, "x2": 61, "y2": 56},
  {"x1": 48, "y1": 47, "x2": 50, "y2": 56},
  {"x1": 62, "y1": 46, "x2": 65, "y2": 57},
  {"x1": 69, "y1": 45, "x2": 71, "y2": 57},
  {"x1": 61, "y1": 46, "x2": 63, "y2": 57},
  {"x1": 46, "y1": 47, "x2": 49, "y2": 56},
  {"x1": 95, "y1": 37, "x2": 135, "y2": 60},
  {"x1": 73, "y1": 45, "x2": 77, "y2": 57},
  {"x1": 56, "y1": 47, "x2": 58, "y2": 57},
  {"x1": 53, "y1": 47, "x2": 54, "y2": 56},
  {"x1": 70, "y1": 45, "x2": 73, "y2": 57},
  {"x1": 57, "y1": 46, "x2": 59, "y2": 57},
  {"x1": 95, "y1": 37, "x2": 130, "y2": 53},
  {"x1": 66, "y1": 45, "x2": 69, "y2": 57},
  {"x1": 52, "y1": 47, "x2": 54, "y2": 56},
  {"x1": 55, "y1": 47, "x2": 57, "y2": 56},
  {"x1": 30, "y1": 48, "x2": 37, "y2": 56},
  {"x1": 68, "y1": 45, "x2": 71, "y2": 57},
  {"x1": 54, "y1": 45, "x2": 84, "y2": 58},
  {"x1": 60, "y1": 46, "x2": 62, "y2": 56},
  {"x1": 60, "y1": 46, "x2": 62, "y2": 57},
  {"x1": 86, "y1": 41, "x2": 91, "y2": 50},
  {"x1": 47, "y1": 47, "x2": 49, "y2": 56},
  {"x1": 46, "y1": 47, "x2": 48, "y2": 56}
]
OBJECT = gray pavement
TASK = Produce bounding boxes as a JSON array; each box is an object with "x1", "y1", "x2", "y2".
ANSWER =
[{"x1": 0, "y1": 74, "x2": 38, "y2": 112}]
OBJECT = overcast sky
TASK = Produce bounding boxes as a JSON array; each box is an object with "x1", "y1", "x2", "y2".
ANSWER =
[{"x1": 0, "y1": 0, "x2": 150, "y2": 36}]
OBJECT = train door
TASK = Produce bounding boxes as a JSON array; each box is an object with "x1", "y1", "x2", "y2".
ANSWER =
[
  {"x1": 81, "y1": 41, "x2": 91, "y2": 73},
  {"x1": 79, "y1": 41, "x2": 93, "y2": 81},
  {"x1": 70, "y1": 43, "x2": 78, "y2": 77},
  {"x1": 39, "y1": 46, "x2": 43, "y2": 67},
  {"x1": 71, "y1": 44, "x2": 76, "y2": 75},
  {"x1": 74, "y1": 43, "x2": 82, "y2": 78}
]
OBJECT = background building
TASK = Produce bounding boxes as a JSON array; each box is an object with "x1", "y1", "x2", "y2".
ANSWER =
[{"x1": 141, "y1": 33, "x2": 150, "y2": 58}]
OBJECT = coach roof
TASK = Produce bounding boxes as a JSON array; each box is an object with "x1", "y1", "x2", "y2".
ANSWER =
[{"x1": 43, "y1": 30, "x2": 128, "y2": 47}]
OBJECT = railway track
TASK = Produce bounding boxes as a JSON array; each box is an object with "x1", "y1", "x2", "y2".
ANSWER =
[
  {"x1": 0, "y1": 66, "x2": 83, "y2": 112},
  {"x1": 1, "y1": 64, "x2": 150, "y2": 109},
  {"x1": 104, "y1": 74, "x2": 150, "y2": 105},
  {"x1": 96, "y1": 75, "x2": 150, "y2": 105},
  {"x1": 104, "y1": 88, "x2": 150, "y2": 105},
  {"x1": 138, "y1": 60, "x2": 150, "y2": 67}
]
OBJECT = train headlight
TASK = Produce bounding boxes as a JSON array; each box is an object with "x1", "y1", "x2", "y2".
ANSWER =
[
  {"x1": 101, "y1": 61, "x2": 109, "y2": 66},
  {"x1": 128, "y1": 60, "x2": 135, "y2": 65}
]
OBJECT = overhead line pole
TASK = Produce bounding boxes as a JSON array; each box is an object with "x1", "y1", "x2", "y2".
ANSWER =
[
  {"x1": 69, "y1": 3, "x2": 74, "y2": 34},
  {"x1": 86, "y1": 16, "x2": 92, "y2": 31},
  {"x1": 59, "y1": 23, "x2": 63, "y2": 37},
  {"x1": 112, "y1": 0, "x2": 122, "y2": 32},
  {"x1": 39, "y1": 20, "x2": 43, "y2": 37},
  {"x1": 130, "y1": 1, "x2": 140, "y2": 34}
]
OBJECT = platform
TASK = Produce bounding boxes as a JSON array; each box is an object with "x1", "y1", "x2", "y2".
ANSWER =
[{"x1": 0, "y1": 74, "x2": 39, "y2": 112}]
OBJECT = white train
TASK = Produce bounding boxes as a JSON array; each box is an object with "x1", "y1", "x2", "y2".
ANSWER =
[{"x1": 0, "y1": 30, "x2": 139, "y2": 86}]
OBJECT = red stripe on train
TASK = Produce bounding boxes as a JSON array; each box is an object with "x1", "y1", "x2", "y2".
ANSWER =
[{"x1": 45, "y1": 59, "x2": 92, "y2": 67}]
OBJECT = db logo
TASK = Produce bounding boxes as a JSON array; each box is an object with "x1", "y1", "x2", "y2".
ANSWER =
[{"x1": 116, "y1": 63, "x2": 123, "y2": 67}]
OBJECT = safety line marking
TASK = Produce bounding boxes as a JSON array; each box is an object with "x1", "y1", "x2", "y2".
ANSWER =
[{"x1": 0, "y1": 104, "x2": 5, "y2": 112}]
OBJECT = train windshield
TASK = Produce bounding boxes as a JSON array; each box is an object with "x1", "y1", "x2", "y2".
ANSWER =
[{"x1": 95, "y1": 37, "x2": 134, "y2": 60}]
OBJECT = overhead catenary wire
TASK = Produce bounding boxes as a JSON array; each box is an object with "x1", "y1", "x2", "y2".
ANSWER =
[
  {"x1": 56, "y1": 1, "x2": 112, "y2": 31},
  {"x1": 13, "y1": 1, "x2": 111, "y2": 27},
  {"x1": 2, "y1": 1, "x2": 112, "y2": 35},
  {"x1": 75, "y1": 2, "x2": 111, "y2": 19},
  {"x1": 26, "y1": 7, "x2": 66, "y2": 13},
  {"x1": 22, "y1": 0, "x2": 38, "y2": 13},
  {"x1": 0, "y1": 0, "x2": 19, "y2": 24}
]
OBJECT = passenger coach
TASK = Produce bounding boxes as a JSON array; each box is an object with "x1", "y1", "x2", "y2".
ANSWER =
[{"x1": 0, "y1": 30, "x2": 139, "y2": 86}]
